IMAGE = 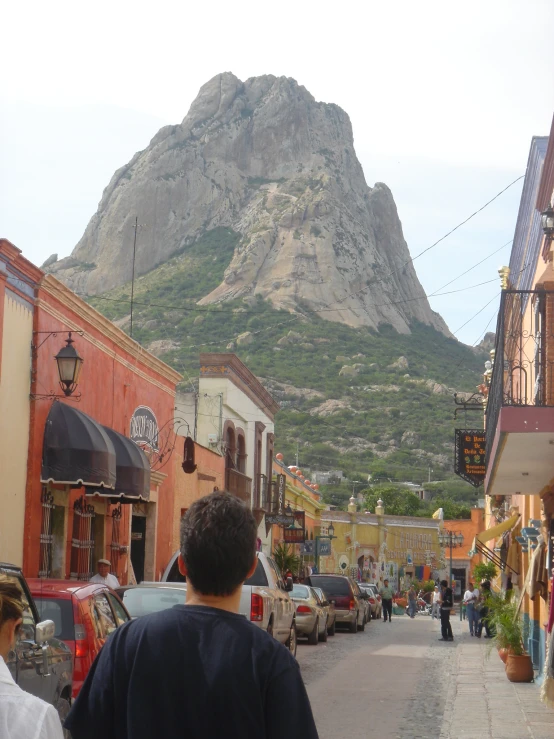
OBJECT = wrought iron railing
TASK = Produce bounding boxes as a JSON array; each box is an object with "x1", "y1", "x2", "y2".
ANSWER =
[
  {"x1": 70, "y1": 496, "x2": 96, "y2": 580},
  {"x1": 110, "y1": 505, "x2": 123, "y2": 578},
  {"x1": 225, "y1": 468, "x2": 252, "y2": 506},
  {"x1": 485, "y1": 289, "x2": 554, "y2": 465},
  {"x1": 39, "y1": 488, "x2": 54, "y2": 578}
]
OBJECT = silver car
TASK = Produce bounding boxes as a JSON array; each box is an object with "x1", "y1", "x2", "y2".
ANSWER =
[
  {"x1": 116, "y1": 582, "x2": 188, "y2": 618},
  {"x1": 290, "y1": 584, "x2": 329, "y2": 644},
  {"x1": 312, "y1": 586, "x2": 336, "y2": 636},
  {"x1": 359, "y1": 583, "x2": 382, "y2": 620}
]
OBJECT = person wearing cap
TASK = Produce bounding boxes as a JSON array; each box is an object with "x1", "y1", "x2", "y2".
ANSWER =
[{"x1": 90, "y1": 559, "x2": 120, "y2": 589}]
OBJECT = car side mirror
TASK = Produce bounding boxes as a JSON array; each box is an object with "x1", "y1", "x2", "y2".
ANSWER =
[
  {"x1": 35, "y1": 620, "x2": 55, "y2": 646},
  {"x1": 285, "y1": 577, "x2": 293, "y2": 592}
]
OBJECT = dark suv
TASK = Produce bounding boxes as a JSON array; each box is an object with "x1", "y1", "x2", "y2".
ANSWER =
[
  {"x1": 0, "y1": 563, "x2": 73, "y2": 730},
  {"x1": 305, "y1": 574, "x2": 367, "y2": 632}
]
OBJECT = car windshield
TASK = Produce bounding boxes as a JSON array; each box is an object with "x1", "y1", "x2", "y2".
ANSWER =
[
  {"x1": 34, "y1": 597, "x2": 74, "y2": 640},
  {"x1": 291, "y1": 585, "x2": 310, "y2": 598},
  {"x1": 244, "y1": 559, "x2": 269, "y2": 587},
  {"x1": 119, "y1": 587, "x2": 187, "y2": 618},
  {"x1": 310, "y1": 576, "x2": 350, "y2": 596}
]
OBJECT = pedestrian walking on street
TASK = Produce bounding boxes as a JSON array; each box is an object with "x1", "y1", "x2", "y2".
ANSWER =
[
  {"x1": 0, "y1": 576, "x2": 64, "y2": 739},
  {"x1": 463, "y1": 581, "x2": 479, "y2": 636},
  {"x1": 407, "y1": 585, "x2": 417, "y2": 618},
  {"x1": 65, "y1": 492, "x2": 319, "y2": 739},
  {"x1": 438, "y1": 579, "x2": 454, "y2": 641},
  {"x1": 431, "y1": 585, "x2": 440, "y2": 619},
  {"x1": 380, "y1": 579, "x2": 394, "y2": 622},
  {"x1": 476, "y1": 580, "x2": 495, "y2": 639}
]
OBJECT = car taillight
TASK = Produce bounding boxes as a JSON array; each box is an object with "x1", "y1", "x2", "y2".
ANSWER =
[
  {"x1": 74, "y1": 624, "x2": 88, "y2": 657},
  {"x1": 349, "y1": 598, "x2": 355, "y2": 611},
  {"x1": 296, "y1": 605, "x2": 312, "y2": 613},
  {"x1": 250, "y1": 593, "x2": 263, "y2": 622}
]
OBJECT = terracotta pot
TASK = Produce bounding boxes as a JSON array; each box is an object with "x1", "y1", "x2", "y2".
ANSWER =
[
  {"x1": 498, "y1": 647, "x2": 509, "y2": 664},
  {"x1": 505, "y1": 653, "x2": 534, "y2": 682}
]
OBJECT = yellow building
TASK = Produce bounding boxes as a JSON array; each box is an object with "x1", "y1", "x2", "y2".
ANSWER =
[
  {"x1": 319, "y1": 497, "x2": 442, "y2": 589},
  {"x1": 0, "y1": 240, "x2": 43, "y2": 566}
]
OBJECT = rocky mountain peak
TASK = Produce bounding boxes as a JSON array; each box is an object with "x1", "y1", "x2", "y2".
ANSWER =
[{"x1": 48, "y1": 73, "x2": 450, "y2": 336}]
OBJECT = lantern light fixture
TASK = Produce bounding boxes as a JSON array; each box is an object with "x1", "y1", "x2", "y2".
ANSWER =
[
  {"x1": 541, "y1": 203, "x2": 554, "y2": 238},
  {"x1": 55, "y1": 333, "x2": 84, "y2": 397}
]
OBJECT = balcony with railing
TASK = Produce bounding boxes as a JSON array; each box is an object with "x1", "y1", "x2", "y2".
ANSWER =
[
  {"x1": 225, "y1": 468, "x2": 252, "y2": 506},
  {"x1": 485, "y1": 289, "x2": 554, "y2": 496}
]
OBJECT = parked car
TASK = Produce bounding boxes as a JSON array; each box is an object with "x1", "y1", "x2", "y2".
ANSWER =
[
  {"x1": 1, "y1": 564, "x2": 73, "y2": 732},
  {"x1": 28, "y1": 578, "x2": 131, "y2": 699},
  {"x1": 305, "y1": 574, "x2": 366, "y2": 632},
  {"x1": 290, "y1": 584, "x2": 329, "y2": 644},
  {"x1": 116, "y1": 582, "x2": 188, "y2": 618},
  {"x1": 163, "y1": 551, "x2": 297, "y2": 655},
  {"x1": 311, "y1": 586, "x2": 336, "y2": 636},
  {"x1": 359, "y1": 583, "x2": 382, "y2": 619},
  {"x1": 353, "y1": 581, "x2": 372, "y2": 623}
]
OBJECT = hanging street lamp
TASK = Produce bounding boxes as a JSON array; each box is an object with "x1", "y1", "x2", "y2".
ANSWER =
[
  {"x1": 541, "y1": 203, "x2": 554, "y2": 239},
  {"x1": 55, "y1": 333, "x2": 84, "y2": 396}
]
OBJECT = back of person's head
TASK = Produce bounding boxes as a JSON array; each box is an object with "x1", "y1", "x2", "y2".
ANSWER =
[
  {"x1": 0, "y1": 576, "x2": 24, "y2": 627},
  {"x1": 440, "y1": 579, "x2": 448, "y2": 588},
  {"x1": 180, "y1": 492, "x2": 257, "y2": 596},
  {"x1": 481, "y1": 580, "x2": 491, "y2": 591}
]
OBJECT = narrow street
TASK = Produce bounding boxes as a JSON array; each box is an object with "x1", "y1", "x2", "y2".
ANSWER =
[{"x1": 298, "y1": 614, "x2": 554, "y2": 739}]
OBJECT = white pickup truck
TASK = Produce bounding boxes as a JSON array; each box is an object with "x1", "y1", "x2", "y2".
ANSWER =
[{"x1": 162, "y1": 551, "x2": 297, "y2": 656}]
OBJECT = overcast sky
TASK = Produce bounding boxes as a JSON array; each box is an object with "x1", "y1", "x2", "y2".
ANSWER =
[{"x1": 2, "y1": 0, "x2": 553, "y2": 345}]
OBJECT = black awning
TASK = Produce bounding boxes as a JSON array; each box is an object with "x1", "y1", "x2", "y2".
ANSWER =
[
  {"x1": 100, "y1": 427, "x2": 151, "y2": 504},
  {"x1": 41, "y1": 402, "x2": 116, "y2": 489}
]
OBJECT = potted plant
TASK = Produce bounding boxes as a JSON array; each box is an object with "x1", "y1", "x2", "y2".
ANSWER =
[{"x1": 487, "y1": 595, "x2": 533, "y2": 682}]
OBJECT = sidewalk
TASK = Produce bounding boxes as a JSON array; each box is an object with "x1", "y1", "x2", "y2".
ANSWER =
[{"x1": 440, "y1": 621, "x2": 554, "y2": 739}]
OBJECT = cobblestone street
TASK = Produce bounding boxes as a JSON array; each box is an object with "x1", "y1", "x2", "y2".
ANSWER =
[{"x1": 297, "y1": 613, "x2": 554, "y2": 739}]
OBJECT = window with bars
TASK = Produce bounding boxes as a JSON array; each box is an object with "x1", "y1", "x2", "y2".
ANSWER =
[
  {"x1": 70, "y1": 496, "x2": 96, "y2": 580},
  {"x1": 39, "y1": 488, "x2": 54, "y2": 578}
]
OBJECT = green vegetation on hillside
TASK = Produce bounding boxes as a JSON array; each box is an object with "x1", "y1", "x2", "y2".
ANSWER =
[{"x1": 88, "y1": 228, "x2": 486, "y2": 511}]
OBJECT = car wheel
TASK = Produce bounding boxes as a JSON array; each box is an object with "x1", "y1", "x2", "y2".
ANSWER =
[
  {"x1": 56, "y1": 696, "x2": 71, "y2": 739},
  {"x1": 349, "y1": 614, "x2": 358, "y2": 633},
  {"x1": 358, "y1": 615, "x2": 366, "y2": 631},
  {"x1": 327, "y1": 618, "x2": 336, "y2": 636},
  {"x1": 319, "y1": 618, "x2": 328, "y2": 642},
  {"x1": 308, "y1": 618, "x2": 319, "y2": 645},
  {"x1": 285, "y1": 621, "x2": 297, "y2": 656}
]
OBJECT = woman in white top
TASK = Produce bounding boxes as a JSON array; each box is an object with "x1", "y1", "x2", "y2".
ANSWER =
[
  {"x1": 431, "y1": 586, "x2": 441, "y2": 619},
  {"x1": 0, "y1": 576, "x2": 64, "y2": 739},
  {"x1": 463, "y1": 582, "x2": 479, "y2": 636}
]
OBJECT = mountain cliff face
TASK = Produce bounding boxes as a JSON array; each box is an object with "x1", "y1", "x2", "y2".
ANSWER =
[{"x1": 49, "y1": 72, "x2": 449, "y2": 335}]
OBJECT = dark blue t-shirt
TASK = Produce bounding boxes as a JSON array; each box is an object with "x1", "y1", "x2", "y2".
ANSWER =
[{"x1": 65, "y1": 604, "x2": 319, "y2": 739}]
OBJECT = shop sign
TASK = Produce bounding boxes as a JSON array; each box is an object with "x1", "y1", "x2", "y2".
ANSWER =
[
  {"x1": 277, "y1": 474, "x2": 286, "y2": 512},
  {"x1": 454, "y1": 429, "x2": 485, "y2": 487},
  {"x1": 130, "y1": 406, "x2": 159, "y2": 451},
  {"x1": 284, "y1": 528, "x2": 305, "y2": 544},
  {"x1": 301, "y1": 541, "x2": 315, "y2": 555},
  {"x1": 266, "y1": 513, "x2": 294, "y2": 526},
  {"x1": 317, "y1": 540, "x2": 332, "y2": 556}
]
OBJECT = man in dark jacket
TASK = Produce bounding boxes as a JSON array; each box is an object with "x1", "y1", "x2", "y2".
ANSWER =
[
  {"x1": 65, "y1": 492, "x2": 319, "y2": 739},
  {"x1": 439, "y1": 579, "x2": 454, "y2": 641}
]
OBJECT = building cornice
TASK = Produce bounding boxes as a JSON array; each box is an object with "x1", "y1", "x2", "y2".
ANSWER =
[
  {"x1": 0, "y1": 239, "x2": 44, "y2": 284},
  {"x1": 200, "y1": 352, "x2": 279, "y2": 419},
  {"x1": 40, "y1": 275, "x2": 182, "y2": 385}
]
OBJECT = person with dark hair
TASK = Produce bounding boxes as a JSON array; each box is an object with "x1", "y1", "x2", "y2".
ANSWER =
[
  {"x1": 438, "y1": 579, "x2": 454, "y2": 641},
  {"x1": 380, "y1": 579, "x2": 394, "y2": 622},
  {"x1": 0, "y1": 576, "x2": 64, "y2": 738},
  {"x1": 65, "y1": 492, "x2": 319, "y2": 739}
]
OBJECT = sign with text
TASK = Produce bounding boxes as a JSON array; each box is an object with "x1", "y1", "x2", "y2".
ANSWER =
[
  {"x1": 277, "y1": 474, "x2": 286, "y2": 513},
  {"x1": 130, "y1": 406, "x2": 159, "y2": 451},
  {"x1": 317, "y1": 539, "x2": 332, "y2": 556},
  {"x1": 454, "y1": 429, "x2": 485, "y2": 487},
  {"x1": 283, "y1": 511, "x2": 305, "y2": 543}
]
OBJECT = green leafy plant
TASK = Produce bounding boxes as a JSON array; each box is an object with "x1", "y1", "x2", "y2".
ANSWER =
[
  {"x1": 272, "y1": 543, "x2": 300, "y2": 577},
  {"x1": 486, "y1": 593, "x2": 526, "y2": 656},
  {"x1": 473, "y1": 562, "x2": 497, "y2": 584}
]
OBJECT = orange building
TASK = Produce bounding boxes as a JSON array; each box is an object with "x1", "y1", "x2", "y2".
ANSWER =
[
  {"x1": 171, "y1": 440, "x2": 225, "y2": 553},
  {"x1": 24, "y1": 271, "x2": 182, "y2": 584},
  {"x1": 443, "y1": 507, "x2": 485, "y2": 593}
]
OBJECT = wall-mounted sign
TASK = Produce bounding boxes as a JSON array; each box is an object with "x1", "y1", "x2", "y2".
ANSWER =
[
  {"x1": 284, "y1": 528, "x2": 305, "y2": 544},
  {"x1": 318, "y1": 540, "x2": 332, "y2": 556},
  {"x1": 130, "y1": 406, "x2": 159, "y2": 451},
  {"x1": 454, "y1": 429, "x2": 485, "y2": 487},
  {"x1": 277, "y1": 474, "x2": 286, "y2": 513}
]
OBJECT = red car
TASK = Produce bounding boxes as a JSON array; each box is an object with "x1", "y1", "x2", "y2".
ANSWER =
[{"x1": 28, "y1": 579, "x2": 131, "y2": 699}]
